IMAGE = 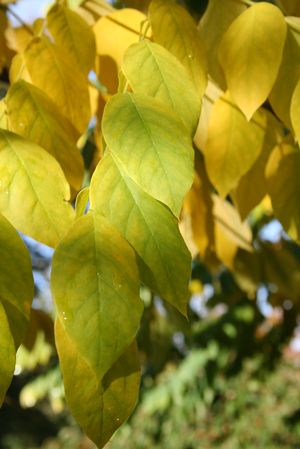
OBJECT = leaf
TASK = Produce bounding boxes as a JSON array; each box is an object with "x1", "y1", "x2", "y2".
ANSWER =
[
  {"x1": 198, "y1": 0, "x2": 246, "y2": 89},
  {"x1": 219, "y1": 2, "x2": 287, "y2": 120},
  {"x1": 269, "y1": 18, "x2": 300, "y2": 129},
  {"x1": 280, "y1": 0, "x2": 300, "y2": 15},
  {"x1": 0, "y1": 99, "x2": 7, "y2": 129},
  {"x1": 51, "y1": 212, "x2": 143, "y2": 378},
  {"x1": 6, "y1": 80, "x2": 84, "y2": 194},
  {"x1": 47, "y1": 4, "x2": 96, "y2": 75},
  {"x1": 290, "y1": 76, "x2": 300, "y2": 142},
  {"x1": 203, "y1": 92, "x2": 267, "y2": 197},
  {"x1": 22, "y1": 37, "x2": 91, "y2": 135},
  {"x1": 102, "y1": 92, "x2": 194, "y2": 216},
  {"x1": 56, "y1": 318, "x2": 140, "y2": 449},
  {"x1": 0, "y1": 129, "x2": 75, "y2": 248},
  {"x1": 0, "y1": 10, "x2": 13, "y2": 74},
  {"x1": 149, "y1": 0, "x2": 207, "y2": 100},
  {"x1": 93, "y1": 8, "x2": 149, "y2": 93},
  {"x1": 233, "y1": 112, "x2": 284, "y2": 220},
  {"x1": 75, "y1": 187, "x2": 89, "y2": 218},
  {"x1": 0, "y1": 302, "x2": 15, "y2": 406},
  {"x1": 90, "y1": 153, "x2": 191, "y2": 316},
  {"x1": 122, "y1": 41, "x2": 201, "y2": 135},
  {"x1": 266, "y1": 143, "x2": 300, "y2": 241}
]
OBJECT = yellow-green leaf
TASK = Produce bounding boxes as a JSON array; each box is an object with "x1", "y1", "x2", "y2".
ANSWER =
[
  {"x1": 219, "y1": 2, "x2": 287, "y2": 120},
  {"x1": 90, "y1": 153, "x2": 191, "y2": 316},
  {"x1": 198, "y1": 0, "x2": 246, "y2": 89},
  {"x1": 51, "y1": 212, "x2": 143, "y2": 379},
  {"x1": 22, "y1": 37, "x2": 91, "y2": 135},
  {"x1": 269, "y1": 18, "x2": 300, "y2": 129},
  {"x1": 203, "y1": 92, "x2": 267, "y2": 197},
  {"x1": 234, "y1": 112, "x2": 284, "y2": 220},
  {"x1": 75, "y1": 186, "x2": 89, "y2": 218},
  {"x1": 47, "y1": 4, "x2": 96, "y2": 75},
  {"x1": 149, "y1": 0, "x2": 207, "y2": 100},
  {"x1": 122, "y1": 41, "x2": 201, "y2": 135},
  {"x1": 266, "y1": 143, "x2": 300, "y2": 241},
  {"x1": 0, "y1": 129, "x2": 75, "y2": 248},
  {"x1": 0, "y1": 302, "x2": 15, "y2": 406},
  {"x1": 6, "y1": 80, "x2": 84, "y2": 194},
  {"x1": 102, "y1": 92, "x2": 194, "y2": 216},
  {"x1": 0, "y1": 99, "x2": 7, "y2": 129},
  {"x1": 56, "y1": 318, "x2": 140, "y2": 449},
  {"x1": 291, "y1": 76, "x2": 300, "y2": 142}
]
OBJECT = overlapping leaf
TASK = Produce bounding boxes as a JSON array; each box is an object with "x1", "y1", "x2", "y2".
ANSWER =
[
  {"x1": 0, "y1": 129, "x2": 75, "y2": 247},
  {"x1": 0, "y1": 302, "x2": 15, "y2": 406},
  {"x1": 21, "y1": 37, "x2": 90, "y2": 134},
  {"x1": 90, "y1": 153, "x2": 191, "y2": 316},
  {"x1": 291, "y1": 76, "x2": 300, "y2": 142},
  {"x1": 149, "y1": 0, "x2": 207, "y2": 100},
  {"x1": 102, "y1": 92, "x2": 194, "y2": 217},
  {"x1": 203, "y1": 92, "x2": 266, "y2": 197},
  {"x1": 56, "y1": 318, "x2": 140, "y2": 449},
  {"x1": 51, "y1": 212, "x2": 143, "y2": 379},
  {"x1": 47, "y1": 4, "x2": 96, "y2": 75},
  {"x1": 219, "y1": 2, "x2": 287, "y2": 120},
  {"x1": 122, "y1": 41, "x2": 201, "y2": 135},
  {"x1": 6, "y1": 80, "x2": 84, "y2": 193}
]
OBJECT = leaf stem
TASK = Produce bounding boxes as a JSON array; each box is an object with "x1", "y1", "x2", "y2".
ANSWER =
[{"x1": 213, "y1": 213, "x2": 253, "y2": 251}]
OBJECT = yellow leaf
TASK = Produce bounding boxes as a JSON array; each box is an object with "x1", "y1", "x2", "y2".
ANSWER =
[
  {"x1": 219, "y1": 2, "x2": 287, "y2": 120},
  {"x1": 290, "y1": 76, "x2": 300, "y2": 142},
  {"x1": 270, "y1": 17, "x2": 300, "y2": 129},
  {"x1": 203, "y1": 92, "x2": 267, "y2": 197},
  {"x1": 94, "y1": 8, "x2": 149, "y2": 93},
  {"x1": 0, "y1": 302, "x2": 15, "y2": 406},
  {"x1": 122, "y1": 41, "x2": 201, "y2": 136},
  {"x1": 6, "y1": 80, "x2": 84, "y2": 194},
  {"x1": 47, "y1": 4, "x2": 96, "y2": 75},
  {"x1": 198, "y1": 0, "x2": 246, "y2": 89},
  {"x1": 0, "y1": 99, "x2": 7, "y2": 129},
  {"x1": 0, "y1": 130, "x2": 75, "y2": 247},
  {"x1": 102, "y1": 92, "x2": 194, "y2": 217},
  {"x1": 56, "y1": 318, "x2": 140, "y2": 449},
  {"x1": 22, "y1": 37, "x2": 91, "y2": 135},
  {"x1": 149, "y1": 0, "x2": 207, "y2": 100},
  {"x1": 5, "y1": 26, "x2": 33, "y2": 53},
  {"x1": 280, "y1": 0, "x2": 300, "y2": 15},
  {"x1": 266, "y1": 143, "x2": 300, "y2": 241},
  {"x1": 75, "y1": 186, "x2": 89, "y2": 218},
  {"x1": 51, "y1": 212, "x2": 143, "y2": 379}
]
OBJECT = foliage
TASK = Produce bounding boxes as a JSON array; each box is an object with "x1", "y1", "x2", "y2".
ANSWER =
[{"x1": 1, "y1": 0, "x2": 300, "y2": 447}]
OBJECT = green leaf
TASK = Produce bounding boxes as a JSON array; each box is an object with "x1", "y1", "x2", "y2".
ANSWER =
[
  {"x1": 90, "y1": 153, "x2": 191, "y2": 316},
  {"x1": 102, "y1": 92, "x2": 194, "y2": 217},
  {"x1": 233, "y1": 112, "x2": 284, "y2": 220},
  {"x1": 0, "y1": 129, "x2": 75, "y2": 248},
  {"x1": 22, "y1": 37, "x2": 91, "y2": 135},
  {"x1": 122, "y1": 41, "x2": 201, "y2": 136},
  {"x1": 269, "y1": 18, "x2": 300, "y2": 129},
  {"x1": 203, "y1": 92, "x2": 267, "y2": 198},
  {"x1": 47, "y1": 4, "x2": 96, "y2": 75},
  {"x1": 6, "y1": 80, "x2": 84, "y2": 194},
  {"x1": 266, "y1": 143, "x2": 300, "y2": 241},
  {"x1": 219, "y1": 2, "x2": 287, "y2": 120},
  {"x1": 51, "y1": 212, "x2": 143, "y2": 379},
  {"x1": 0, "y1": 302, "x2": 15, "y2": 406},
  {"x1": 56, "y1": 318, "x2": 140, "y2": 449},
  {"x1": 75, "y1": 186, "x2": 89, "y2": 218},
  {"x1": 148, "y1": 0, "x2": 207, "y2": 100},
  {"x1": 198, "y1": 0, "x2": 246, "y2": 89},
  {"x1": 290, "y1": 76, "x2": 300, "y2": 142}
]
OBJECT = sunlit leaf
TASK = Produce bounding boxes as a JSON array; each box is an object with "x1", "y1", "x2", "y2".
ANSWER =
[
  {"x1": 266, "y1": 143, "x2": 300, "y2": 241},
  {"x1": 290, "y1": 76, "x2": 300, "y2": 142},
  {"x1": 123, "y1": 41, "x2": 201, "y2": 135},
  {"x1": 198, "y1": 0, "x2": 246, "y2": 89},
  {"x1": 22, "y1": 37, "x2": 91, "y2": 134},
  {"x1": 6, "y1": 80, "x2": 84, "y2": 194},
  {"x1": 0, "y1": 99, "x2": 7, "y2": 129},
  {"x1": 0, "y1": 129, "x2": 75, "y2": 247},
  {"x1": 90, "y1": 153, "x2": 191, "y2": 316},
  {"x1": 51, "y1": 212, "x2": 143, "y2": 378},
  {"x1": 47, "y1": 4, "x2": 96, "y2": 75},
  {"x1": 0, "y1": 302, "x2": 15, "y2": 406},
  {"x1": 56, "y1": 318, "x2": 140, "y2": 449},
  {"x1": 203, "y1": 92, "x2": 266, "y2": 197},
  {"x1": 219, "y1": 2, "x2": 287, "y2": 120},
  {"x1": 75, "y1": 187, "x2": 89, "y2": 218},
  {"x1": 149, "y1": 0, "x2": 207, "y2": 100},
  {"x1": 269, "y1": 18, "x2": 300, "y2": 129},
  {"x1": 102, "y1": 92, "x2": 194, "y2": 216}
]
